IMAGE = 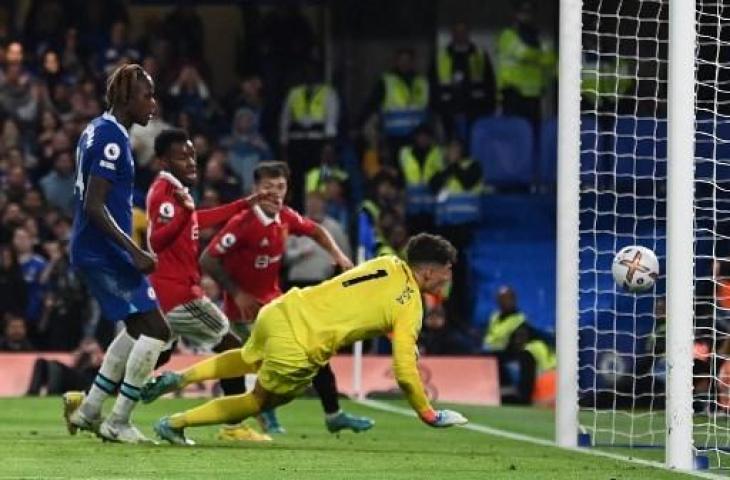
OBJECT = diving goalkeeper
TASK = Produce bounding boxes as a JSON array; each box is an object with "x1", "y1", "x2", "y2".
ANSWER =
[{"x1": 144, "y1": 233, "x2": 468, "y2": 445}]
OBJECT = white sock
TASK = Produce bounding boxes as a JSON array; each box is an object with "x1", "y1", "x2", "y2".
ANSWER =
[
  {"x1": 81, "y1": 329, "x2": 135, "y2": 418},
  {"x1": 109, "y1": 335, "x2": 165, "y2": 424}
]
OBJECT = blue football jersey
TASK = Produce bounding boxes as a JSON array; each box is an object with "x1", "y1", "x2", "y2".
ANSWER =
[{"x1": 70, "y1": 112, "x2": 135, "y2": 267}]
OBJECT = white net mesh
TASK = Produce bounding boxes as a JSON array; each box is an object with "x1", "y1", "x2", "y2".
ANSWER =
[{"x1": 578, "y1": 0, "x2": 730, "y2": 468}]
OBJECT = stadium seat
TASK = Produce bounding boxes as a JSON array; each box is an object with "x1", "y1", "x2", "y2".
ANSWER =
[{"x1": 470, "y1": 116, "x2": 534, "y2": 187}]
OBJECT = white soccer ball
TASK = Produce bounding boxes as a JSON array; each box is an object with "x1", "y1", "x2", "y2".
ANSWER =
[{"x1": 611, "y1": 245, "x2": 659, "y2": 293}]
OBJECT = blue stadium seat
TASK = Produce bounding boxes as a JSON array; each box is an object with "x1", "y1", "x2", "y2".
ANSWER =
[
  {"x1": 539, "y1": 117, "x2": 557, "y2": 185},
  {"x1": 470, "y1": 116, "x2": 534, "y2": 187}
]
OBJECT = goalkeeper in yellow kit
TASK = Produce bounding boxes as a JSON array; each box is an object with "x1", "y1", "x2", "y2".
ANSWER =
[{"x1": 143, "y1": 233, "x2": 468, "y2": 445}]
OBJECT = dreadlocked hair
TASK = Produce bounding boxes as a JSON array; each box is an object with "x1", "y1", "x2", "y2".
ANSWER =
[{"x1": 106, "y1": 63, "x2": 147, "y2": 109}]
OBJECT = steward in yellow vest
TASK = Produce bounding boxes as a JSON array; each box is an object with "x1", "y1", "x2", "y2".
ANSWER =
[
  {"x1": 429, "y1": 139, "x2": 483, "y2": 227},
  {"x1": 398, "y1": 125, "x2": 442, "y2": 218}
]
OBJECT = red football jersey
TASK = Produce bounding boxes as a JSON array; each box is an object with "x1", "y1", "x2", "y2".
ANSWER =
[
  {"x1": 146, "y1": 171, "x2": 248, "y2": 312},
  {"x1": 207, "y1": 204, "x2": 317, "y2": 321}
]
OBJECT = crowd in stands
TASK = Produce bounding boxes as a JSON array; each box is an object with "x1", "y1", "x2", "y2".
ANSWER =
[{"x1": 0, "y1": 1, "x2": 558, "y2": 403}]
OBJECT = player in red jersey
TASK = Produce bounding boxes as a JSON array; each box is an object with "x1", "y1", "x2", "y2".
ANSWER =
[{"x1": 199, "y1": 160, "x2": 375, "y2": 434}]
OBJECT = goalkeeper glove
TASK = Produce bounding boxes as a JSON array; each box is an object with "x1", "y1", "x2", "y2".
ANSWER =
[{"x1": 421, "y1": 409, "x2": 468, "y2": 428}]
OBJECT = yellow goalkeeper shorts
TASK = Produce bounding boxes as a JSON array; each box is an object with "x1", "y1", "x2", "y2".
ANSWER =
[{"x1": 240, "y1": 303, "x2": 319, "y2": 397}]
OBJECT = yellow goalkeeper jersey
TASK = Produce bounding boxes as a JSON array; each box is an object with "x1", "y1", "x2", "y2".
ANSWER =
[{"x1": 273, "y1": 255, "x2": 431, "y2": 415}]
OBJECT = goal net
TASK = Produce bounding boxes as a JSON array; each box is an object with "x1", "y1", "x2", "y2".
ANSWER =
[{"x1": 568, "y1": 0, "x2": 730, "y2": 470}]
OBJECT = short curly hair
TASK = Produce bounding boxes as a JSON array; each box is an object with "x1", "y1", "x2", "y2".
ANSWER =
[{"x1": 405, "y1": 233, "x2": 457, "y2": 267}]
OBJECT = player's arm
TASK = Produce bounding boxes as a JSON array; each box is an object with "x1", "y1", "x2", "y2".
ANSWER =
[
  {"x1": 391, "y1": 310, "x2": 468, "y2": 428},
  {"x1": 196, "y1": 191, "x2": 275, "y2": 229},
  {"x1": 308, "y1": 223, "x2": 353, "y2": 270},
  {"x1": 147, "y1": 188, "x2": 192, "y2": 253},
  {"x1": 84, "y1": 175, "x2": 156, "y2": 273}
]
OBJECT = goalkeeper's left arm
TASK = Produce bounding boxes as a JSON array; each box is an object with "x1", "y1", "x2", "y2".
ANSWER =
[{"x1": 391, "y1": 317, "x2": 468, "y2": 428}]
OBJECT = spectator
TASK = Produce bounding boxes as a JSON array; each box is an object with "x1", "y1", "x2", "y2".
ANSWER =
[
  {"x1": 285, "y1": 192, "x2": 351, "y2": 289},
  {"x1": 27, "y1": 337, "x2": 104, "y2": 395},
  {"x1": 224, "y1": 73, "x2": 265, "y2": 126},
  {"x1": 59, "y1": 28, "x2": 85, "y2": 82},
  {"x1": 358, "y1": 171, "x2": 404, "y2": 259},
  {"x1": 433, "y1": 22, "x2": 496, "y2": 141},
  {"x1": 430, "y1": 137, "x2": 483, "y2": 325},
  {"x1": 418, "y1": 305, "x2": 473, "y2": 355},
  {"x1": 482, "y1": 286, "x2": 555, "y2": 405},
  {"x1": 12, "y1": 226, "x2": 47, "y2": 326},
  {"x1": 199, "y1": 150, "x2": 241, "y2": 203},
  {"x1": 496, "y1": 1, "x2": 556, "y2": 127},
  {"x1": 168, "y1": 65, "x2": 211, "y2": 126},
  {"x1": 223, "y1": 107, "x2": 272, "y2": 194},
  {"x1": 35, "y1": 109, "x2": 61, "y2": 172},
  {"x1": 162, "y1": 5, "x2": 205, "y2": 64},
  {"x1": 38, "y1": 49, "x2": 66, "y2": 94},
  {"x1": 305, "y1": 143, "x2": 350, "y2": 229},
  {"x1": 398, "y1": 124, "x2": 442, "y2": 234},
  {"x1": 36, "y1": 240, "x2": 90, "y2": 350},
  {"x1": 4, "y1": 165, "x2": 31, "y2": 203},
  {"x1": 130, "y1": 102, "x2": 172, "y2": 167},
  {"x1": 99, "y1": 20, "x2": 140, "y2": 77},
  {"x1": 0, "y1": 63, "x2": 44, "y2": 125},
  {"x1": 21, "y1": 188, "x2": 46, "y2": 222},
  {"x1": 358, "y1": 48, "x2": 430, "y2": 163},
  {"x1": 40, "y1": 150, "x2": 75, "y2": 216},
  {"x1": 0, "y1": 312, "x2": 34, "y2": 351},
  {"x1": 0, "y1": 244, "x2": 28, "y2": 317},
  {"x1": 280, "y1": 63, "x2": 340, "y2": 210},
  {"x1": 0, "y1": 203, "x2": 28, "y2": 243}
]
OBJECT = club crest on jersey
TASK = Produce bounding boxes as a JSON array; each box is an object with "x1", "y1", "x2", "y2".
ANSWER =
[
  {"x1": 159, "y1": 202, "x2": 175, "y2": 220},
  {"x1": 260, "y1": 237, "x2": 269, "y2": 247},
  {"x1": 103, "y1": 143, "x2": 121, "y2": 161},
  {"x1": 147, "y1": 287, "x2": 156, "y2": 300},
  {"x1": 216, "y1": 233, "x2": 237, "y2": 253}
]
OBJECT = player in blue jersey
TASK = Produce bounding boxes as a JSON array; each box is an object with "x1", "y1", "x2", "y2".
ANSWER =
[{"x1": 63, "y1": 64, "x2": 168, "y2": 444}]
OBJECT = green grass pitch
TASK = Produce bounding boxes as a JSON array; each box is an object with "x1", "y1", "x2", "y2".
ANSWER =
[{"x1": 0, "y1": 397, "x2": 701, "y2": 479}]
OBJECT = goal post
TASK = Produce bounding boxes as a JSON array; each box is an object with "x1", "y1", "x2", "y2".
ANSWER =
[{"x1": 557, "y1": 0, "x2": 697, "y2": 470}]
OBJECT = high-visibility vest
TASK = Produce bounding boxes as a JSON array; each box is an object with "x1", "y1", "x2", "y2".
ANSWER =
[
  {"x1": 305, "y1": 166, "x2": 349, "y2": 194},
  {"x1": 581, "y1": 56, "x2": 634, "y2": 108},
  {"x1": 484, "y1": 311, "x2": 555, "y2": 373},
  {"x1": 435, "y1": 158, "x2": 482, "y2": 226},
  {"x1": 399, "y1": 146, "x2": 442, "y2": 215},
  {"x1": 287, "y1": 84, "x2": 333, "y2": 140},
  {"x1": 437, "y1": 46, "x2": 486, "y2": 86},
  {"x1": 497, "y1": 27, "x2": 555, "y2": 98},
  {"x1": 381, "y1": 73, "x2": 429, "y2": 137},
  {"x1": 484, "y1": 312, "x2": 526, "y2": 351}
]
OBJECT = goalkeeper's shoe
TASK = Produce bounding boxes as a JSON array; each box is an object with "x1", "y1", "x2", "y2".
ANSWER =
[
  {"x1": 257, "y1": 409, "x2": 286, "y2": 434},
  {"x1": 217, "y1": 424, "x2": 272, "y2": 442},
  {"x1": 426, "y1": 409, "x2": 469, "y2": 428},
  {"x1": 154, "y1": 417, "x2": 195, "y2": 446},
  {"x1": 141, "y1": 371, "x2": 183, "y2": 403},
  {"x1": 64, "y1": 392, "x2": 101, "y2": 435},
  {"x1": 98, "y1": 418, "x2": 155, "y2": 444},
  {"x1": 325, "y1": 411, "x2": 375, "y2": 433}
]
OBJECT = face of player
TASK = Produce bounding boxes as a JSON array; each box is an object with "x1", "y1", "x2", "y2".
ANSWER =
[
  {"x1": 419, "y1": 263, "x2": 453, "y2": 295},
  {"x1": 166, "y1": 140, "x2": 198, "y2": 186},
  {"x1": 129, "y1": 74, "x2": 157, "y2": 127},
  {"x1": 254, "y1": 175, "x2": 287, "y2": 217}
]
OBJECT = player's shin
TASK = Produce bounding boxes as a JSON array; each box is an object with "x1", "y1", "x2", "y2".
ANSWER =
[
  {"x1": 81, "y1": 329, "x2": 135, "y2": 418},
  {"x1": 168, "y1": 392, "x2": 263, "y2": 429},
  {"x1": 108, "y1": 334, "x2": 166, "y2": 423},
  {"x1": 181, "y1": 348, "x2": 254, "y2": 384}
]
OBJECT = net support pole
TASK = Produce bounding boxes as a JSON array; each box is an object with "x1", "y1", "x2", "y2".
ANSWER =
[
  {"x1": 666, "y1": 0, "x2": 696, "y2": 471},
  {"x1": 556, "y1": 0, "x2": 582, "y2": 449}
]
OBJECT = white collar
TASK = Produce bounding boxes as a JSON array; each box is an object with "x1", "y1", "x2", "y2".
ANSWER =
[
  {"x1": 253, "y1": 204, "x2": 281, "y2": 226},
  {"x1": 158, "y1": 171, "x2": 184, "y2": 189},
  {"x1": 102, "y1": 111, "x2": 130, "y2": 139}
]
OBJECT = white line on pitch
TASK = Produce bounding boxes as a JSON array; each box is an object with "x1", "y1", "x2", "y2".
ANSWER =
[{"x1": 355, "y1": 399, "x2": 724, "y2": 480}]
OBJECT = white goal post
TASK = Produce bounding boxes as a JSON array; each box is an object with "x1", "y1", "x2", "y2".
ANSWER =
[{"x1": 557, "y1": 0, "x2": 697, "y2": 471}]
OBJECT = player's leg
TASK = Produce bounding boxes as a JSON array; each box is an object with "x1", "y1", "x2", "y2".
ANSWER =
[
  {"x1": 313, "y1": 363, "x2": 375, "y2": 433},
  {"x1": 97, "y1": 307, "x2": 170, "y2": 443}
]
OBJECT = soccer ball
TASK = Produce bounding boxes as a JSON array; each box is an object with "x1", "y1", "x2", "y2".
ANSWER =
[{"x1": 611, "y1": 245, "x2": 659, "y2": 293}]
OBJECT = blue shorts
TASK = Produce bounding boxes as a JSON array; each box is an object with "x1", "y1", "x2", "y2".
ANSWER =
[{"x1": 77, "y1": 260, "x2": 159, "y2": 323}]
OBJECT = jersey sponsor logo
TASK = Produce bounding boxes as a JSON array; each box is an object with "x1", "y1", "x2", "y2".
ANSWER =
[
  {"x1": 100, "y1": 160, "x2": 116, "y2": 170},
  {"x1": 254, "y1": 254, "x2": 281, "y2": 269},
  {"x1": 216, "y1": 233, "x2": 237, "y2": 253},
  {"x1": 103, "y1": 143, "x2": 121, "y2": 161},
  {"x1": 148, "y1": 287, "x2": 157, "y2": 300},
  {"x1": 396, "y1": 284, "x2": 415, "y2": 305},
  {"x1": 159, "y1": 202, "x2": 175, "y2": 220},
  {"x1": 191, "y1": 225, "x2": 199, "y2": 241}
]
